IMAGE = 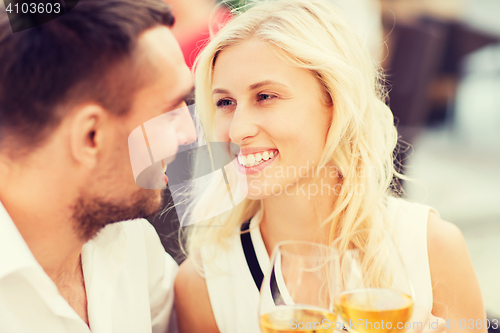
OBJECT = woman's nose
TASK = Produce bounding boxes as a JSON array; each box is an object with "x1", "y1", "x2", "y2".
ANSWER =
[{"x1": 229, "y1": 105, "x2": 259, "y2": 145}]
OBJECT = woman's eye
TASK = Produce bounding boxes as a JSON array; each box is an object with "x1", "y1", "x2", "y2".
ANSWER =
[
  {"x1": 257, "y1": 93, "x2": 277, "y2": 101},
  {"x1": 216, "y1": 99, "x2": 235, "y2": 108}
]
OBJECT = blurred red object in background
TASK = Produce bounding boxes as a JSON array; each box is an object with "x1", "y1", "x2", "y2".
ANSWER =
[{"x1": 166, "y1": 0, "x2": 232, "y2": 68}]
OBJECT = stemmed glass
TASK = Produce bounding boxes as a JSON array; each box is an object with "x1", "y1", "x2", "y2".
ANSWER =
[
  {"x1": 259, "y1": 240, "x2": 339, "y2": 333},
  {"x1": 332, "y1": 229, "x2": 415, "y2": 333}
]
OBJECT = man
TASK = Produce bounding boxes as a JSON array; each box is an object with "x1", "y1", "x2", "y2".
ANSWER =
[{"x1": 0, "y1": 1, "x2": 196, "y2": 332}]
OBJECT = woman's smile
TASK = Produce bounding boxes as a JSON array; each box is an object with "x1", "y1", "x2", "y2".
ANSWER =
[{"x1": 236, "y1": 149, "x2": 279, "y2": 174}]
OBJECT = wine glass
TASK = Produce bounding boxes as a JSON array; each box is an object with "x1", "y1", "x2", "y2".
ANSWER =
[
  {"x1": 259, "y1": 240, "x2": 340, "y2": 333},
  {"x1": 332, "y1": 229, "x2": 415, "y2": 333}
]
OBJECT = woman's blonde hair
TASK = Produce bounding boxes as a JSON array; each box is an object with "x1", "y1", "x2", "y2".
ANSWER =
[{"x1": 184, "y1": 0, "x2": 402, "y2": 287}]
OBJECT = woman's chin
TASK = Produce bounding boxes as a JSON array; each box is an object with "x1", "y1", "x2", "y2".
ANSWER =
[
  {"x1": 245, "y1": 195, "x2": 265, "y2": 201},
  {"x1": 244, "y1": 186, "x2": 271, "y2": 200},
  {"x1": 244, "y1": 180, "x2": 288, "y2": 200}
]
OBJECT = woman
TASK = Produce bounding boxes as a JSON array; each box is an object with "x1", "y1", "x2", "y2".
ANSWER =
[{"x1": 174, "y1": 1, "x2": 486, "y2": 332}]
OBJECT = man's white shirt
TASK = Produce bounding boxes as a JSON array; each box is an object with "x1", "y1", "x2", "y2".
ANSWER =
[{"x1": 0, "y1": 201, "x2": 179, "y2": 333}]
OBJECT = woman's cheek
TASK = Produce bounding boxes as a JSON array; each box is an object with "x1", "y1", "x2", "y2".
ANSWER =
[{"x1": 215, "y1": 116, "x2": 231, "y2": 141}]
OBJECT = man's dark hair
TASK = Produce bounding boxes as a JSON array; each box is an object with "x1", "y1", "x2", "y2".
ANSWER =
[{"x1": 0, "y1": 0, "x2": 174, "y2": 156}]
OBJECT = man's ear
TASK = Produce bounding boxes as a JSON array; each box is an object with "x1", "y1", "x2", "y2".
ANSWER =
[{"x1": 69, "y1": 104, "x2": 107, "y2": 169}]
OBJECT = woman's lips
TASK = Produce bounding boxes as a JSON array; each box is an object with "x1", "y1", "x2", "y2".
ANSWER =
[{"x1": 236, "y1": 151, "x2": 279, "y2": 175}]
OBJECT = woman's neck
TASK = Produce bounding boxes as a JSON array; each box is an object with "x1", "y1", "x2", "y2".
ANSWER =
[{"x1": 259, "y1": 173, "x2": 340, "y2": 256}]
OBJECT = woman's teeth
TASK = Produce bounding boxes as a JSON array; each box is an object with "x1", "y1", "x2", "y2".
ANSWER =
[{"x1": 237, "y1": 150, "x2": 278, "y2": 167}]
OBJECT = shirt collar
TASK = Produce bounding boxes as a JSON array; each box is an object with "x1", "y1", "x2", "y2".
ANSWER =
[
  {"x1": 82, "y1": 222, "x2": 129, "y2": 332},
  {"x1": 82, "y1": 221, "x2": 130, "y2": 292},
  {"x1": 0, "y1": 198, "x2": 130, "y2": 281},
  {"x1": 0, "y1": 200, "x2": 40, "y2": 279}
]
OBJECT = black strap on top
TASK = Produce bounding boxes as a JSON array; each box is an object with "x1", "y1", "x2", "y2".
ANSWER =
[
  {"x1": 240, "y1": 220, "x2": 285, "y2": 305},
  {"x1": 241, "y1": 220, "x2": 263, "y2": 290}
]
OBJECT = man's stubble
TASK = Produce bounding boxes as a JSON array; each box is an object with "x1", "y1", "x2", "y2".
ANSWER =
[{"x1": 72, "y1": 188, "x2": 162, "y2": 241}]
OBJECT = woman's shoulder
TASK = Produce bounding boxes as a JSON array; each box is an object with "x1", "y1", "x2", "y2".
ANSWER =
[
  {"x1": 176, "y1": 256, "x2": 204, "y2": 294},
  {"x1": 387, "y1": 195, "x2": 440, "y2": 231},
  {"x1": 386, "y1": 196, "x2": 465, "y2": 252},
  {"x1": 424, "y1": 208, "x2": 485, "y2": 321},
  {"x1": 387, "y1": 196, "x2": 472, "y2": 312},
  {"x1": 175, "y1": 256, "x2": 220, "y2": 333},
  {"x1": 387, "y1": 195, "x2": 437, "y2": 213},
  {"x1": 196, "y1": 221, "x2": 248, "y2": 278},
  {"x1": 426, "y1": 210, "x2": 463, "y2": 248},
  {"x1": 386, "y1": 195, "x2": 461, "y2": 238}
]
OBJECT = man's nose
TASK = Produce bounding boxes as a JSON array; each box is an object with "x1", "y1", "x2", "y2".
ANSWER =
[{"x1": 177, "y1": 107, "x2": 197, "y2": 146}]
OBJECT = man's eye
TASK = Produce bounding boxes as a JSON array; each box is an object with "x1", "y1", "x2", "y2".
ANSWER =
[
  {"x1": 184, "y1": 91, "x2": 195, "y2": 106},
  {"x1": 216, "y1": 99, "x2": 235, "y2": 108}
]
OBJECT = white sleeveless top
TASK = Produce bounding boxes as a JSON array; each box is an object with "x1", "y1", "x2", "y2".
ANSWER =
[{"x1": 201, "y1": 196, "x2": 436, "y2": 333}]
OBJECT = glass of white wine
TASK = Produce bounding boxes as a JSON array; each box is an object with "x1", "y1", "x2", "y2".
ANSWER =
[
  {"x1": 259, "y1": 240, "x2": 340, "y2": 333},
  {"x1": 332, "y1": 229, "x2": 415, "y2": 333}
]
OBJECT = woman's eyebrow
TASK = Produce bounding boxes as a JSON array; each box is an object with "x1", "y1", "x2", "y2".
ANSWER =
[
  {"x1": 248, "y1": 80, "x2": 288, "y2": 90},
  {"x1": 212, "y1": 88, "x2": 230, "y2": 95},
  {"x1": 212, "y1": 81, "x2": 289, "y2": 96}
]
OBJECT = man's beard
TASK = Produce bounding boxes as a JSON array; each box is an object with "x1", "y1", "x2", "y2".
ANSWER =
[{"x1": 72, "y1": 189, "x2": 162, "y2": 241}]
